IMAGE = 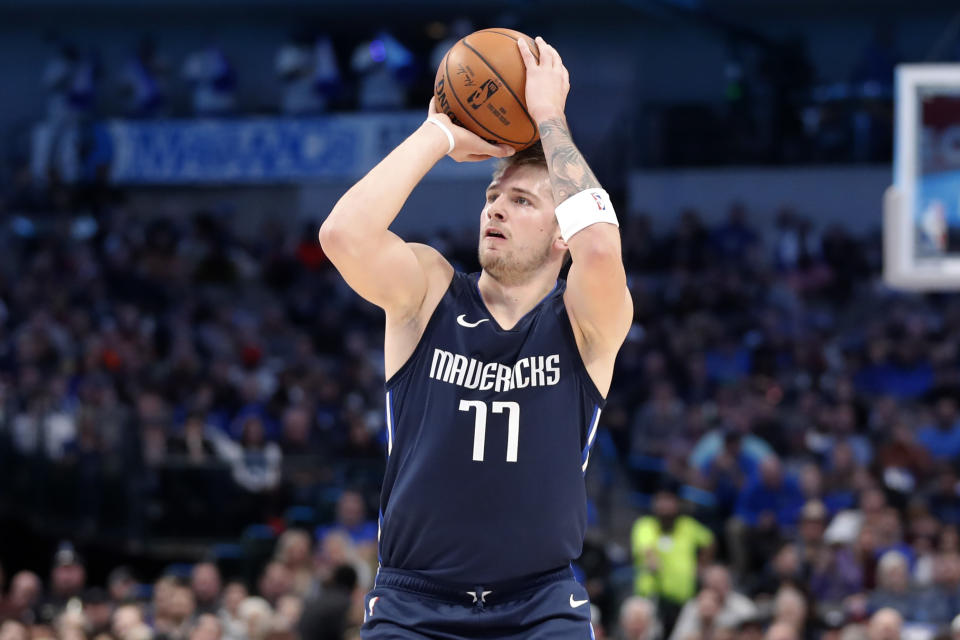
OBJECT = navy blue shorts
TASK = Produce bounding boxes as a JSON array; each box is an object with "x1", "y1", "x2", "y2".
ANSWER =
[{"x1": 360, "y1": 566, "x2": 595, "y2": 639}]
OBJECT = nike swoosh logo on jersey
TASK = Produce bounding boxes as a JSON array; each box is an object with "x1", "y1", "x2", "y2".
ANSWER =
[
  {"x1": 457, "y1": 314, "x2": 489, "y2": 328},
  {"x1": 570, "y1": 595, "x2": 589, "y2": 608}
]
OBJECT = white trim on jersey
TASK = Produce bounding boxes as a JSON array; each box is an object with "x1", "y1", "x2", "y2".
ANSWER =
[
  {"x1": 581, "y1": 406, "x2": 602, "y2": 473},
  {"x1": 385, "y1": 391, "x2": 394, "y2": 456}
]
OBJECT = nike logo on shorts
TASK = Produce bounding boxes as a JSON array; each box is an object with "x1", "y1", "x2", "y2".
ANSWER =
[
  {"x1": 570, "y1": 594, "x2": 589, "y2": 608},
  {"x1": 457, "y1": 314, "x2": 489, "y2": 328}
]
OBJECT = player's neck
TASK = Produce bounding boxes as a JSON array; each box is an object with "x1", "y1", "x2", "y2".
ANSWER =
[{"x1": 477, "y1": 269, "x2": 557, "y2": 329}]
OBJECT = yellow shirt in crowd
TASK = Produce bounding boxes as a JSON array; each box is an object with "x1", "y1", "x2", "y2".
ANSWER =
[{"x1": 631, "y1": 515, "x2": 714, "y2": 604}]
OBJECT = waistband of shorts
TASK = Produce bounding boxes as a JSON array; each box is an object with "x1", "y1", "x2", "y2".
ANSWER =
[{"x1": 374, "y1": 565, "x2": 574, "y2": 604}]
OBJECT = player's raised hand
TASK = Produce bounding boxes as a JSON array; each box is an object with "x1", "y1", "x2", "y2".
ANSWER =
[
  {"x1": 426, "y1": 97, "x2": 515, "y2": 162},
  {"x1": 518, "y1": 36, "x2": 569, "y2": 124}
]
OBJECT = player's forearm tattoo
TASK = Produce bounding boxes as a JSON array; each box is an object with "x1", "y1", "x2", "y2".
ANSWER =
[{"x1": 538, "y1": 117, "x2": 601, "y2": 204}]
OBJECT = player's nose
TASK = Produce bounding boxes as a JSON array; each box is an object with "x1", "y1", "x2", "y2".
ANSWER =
[{"x1": 486, "y1": 196, "x2": 507, "y2": 220}]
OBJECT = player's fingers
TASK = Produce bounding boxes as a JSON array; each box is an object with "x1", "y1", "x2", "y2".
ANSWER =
[
  {"x1": 481, "y1": 142, "x2": 515, "y2": 158},
  {"x1": 533, "y1": 37, "x2": 551, "y2": 67},
  {"x1": 536, "y1": 37, "x2": 561, "y2": 69},
  {"x1": 428, "y1": 96, "x2": 438, "y2": 117},
  {"x1": 517, "y1": 38, "x2": 537, "y2": 67}
]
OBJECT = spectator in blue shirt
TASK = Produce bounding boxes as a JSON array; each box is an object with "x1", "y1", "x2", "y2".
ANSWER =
[
  {"x1": 736, "y1": 456, "x2": 806, "y2": 529},
  {"x1": 728, "y1": 456, "x2": 806, "y2": 576},
  {"x1": 315, "y1": 489, "x2": 378, "y2": 565},
  {"x1": 917, "y1": 396, "x2": 960, "y2": 461}
]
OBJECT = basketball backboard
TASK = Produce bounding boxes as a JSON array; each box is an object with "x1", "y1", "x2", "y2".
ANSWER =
[{"x1": 885, "y1": 64, "x2": 960, "y2": 290}]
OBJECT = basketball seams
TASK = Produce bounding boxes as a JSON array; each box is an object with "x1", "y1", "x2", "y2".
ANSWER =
[
  {"x1": 460, "y1": 40, "x2": 538, "y2": 145},
  {"x1": 476, "y1": 29, "x2": 541, "y2": 62},
  {"x1": 444, "y1": 43, "x2": 529, "y2": 146}
]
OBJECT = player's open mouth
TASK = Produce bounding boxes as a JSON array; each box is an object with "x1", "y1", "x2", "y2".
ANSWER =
[{"x1": 485, "y1": 228, "x2": 507, "y2": 240}]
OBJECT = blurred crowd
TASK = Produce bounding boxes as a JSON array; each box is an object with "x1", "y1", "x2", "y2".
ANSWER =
[
  {"x1": 5, "y1": 180, "x2": 960, "y2": 640},
  {"x1": 36, "y1": 16, "x2": 960, "y2": 167},
  {"x1": 40, "y1": 19, "x2": 477, "y2": 123},
  {"x1": 0, "y1": 532, "x2": 372, "y2": 640}
]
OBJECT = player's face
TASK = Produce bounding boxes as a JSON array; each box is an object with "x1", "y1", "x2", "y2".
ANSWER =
[{"x1": 479, "y1": 164, "x2": 561, "y2": 284}]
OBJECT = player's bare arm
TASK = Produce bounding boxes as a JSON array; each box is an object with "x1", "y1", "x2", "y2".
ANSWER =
[
  {"x1": 519, "y1": 37, "x2": 632, "y2": 387},
  {"x1": 319, "y1": 100, "x2": 514, "y2": 374}
]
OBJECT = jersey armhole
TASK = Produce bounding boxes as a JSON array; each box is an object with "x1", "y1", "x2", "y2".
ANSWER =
[
  {"x1": 554, "y1": 295, "x2": 606, "y2": 408},
  {"x1": 384, "y1": 271, "x2": 459, "y2": 390}
]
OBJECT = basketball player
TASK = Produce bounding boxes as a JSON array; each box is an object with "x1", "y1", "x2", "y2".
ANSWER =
[{"x1": 319, "y1": 36, "x2": 632, "y2": 639}]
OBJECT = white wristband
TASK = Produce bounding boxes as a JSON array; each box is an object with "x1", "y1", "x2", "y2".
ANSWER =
[
  {"x1": 425, "y1": 117, "x2": 455, "y2": 155},
  {"x1": 554, "y1": 188, "x2": 619, "y2": 242}
]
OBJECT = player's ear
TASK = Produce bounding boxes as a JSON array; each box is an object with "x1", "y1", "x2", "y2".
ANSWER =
[{"x1": 554, "y1": 236, "x2": 568, "y2": 252}]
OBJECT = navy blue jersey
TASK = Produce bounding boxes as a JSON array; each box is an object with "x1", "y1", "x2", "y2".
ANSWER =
[{"x1": 378, "y1": 271, "x2": 605, "y2": 584}]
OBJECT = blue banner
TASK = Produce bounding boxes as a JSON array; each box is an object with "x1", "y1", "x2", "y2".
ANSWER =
[{"x1": 32, "y1": 113, "x2": 494, "y2": 185}]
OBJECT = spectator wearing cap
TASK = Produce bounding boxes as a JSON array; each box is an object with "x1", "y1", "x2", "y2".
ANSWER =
[
  {"x1": 40, "y1": 543, "x2": 85, "y2": 623},
  {"x1": 669, "y1": 565, "x2": 757, "y2": 640},
  {"x1": 632, "y1": 485, "x2": 715, "y2": 632}
]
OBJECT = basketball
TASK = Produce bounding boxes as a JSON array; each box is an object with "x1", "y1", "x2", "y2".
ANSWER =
[{"x1": 434, "y1": 28, "x2": 541, "y2": 150}]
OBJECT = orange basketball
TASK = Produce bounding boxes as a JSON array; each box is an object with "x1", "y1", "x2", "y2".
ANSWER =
[{"x1": 434, "y1": 28, "x2": 541, "y2": 151}]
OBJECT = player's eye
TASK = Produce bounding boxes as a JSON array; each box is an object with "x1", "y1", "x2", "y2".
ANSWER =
[
  {"x1": 515, "y1": 197, "x2": 529, "y2": 206},
  {"x1": 485, "y1": 193, "x2": 498, "y2": 203}
]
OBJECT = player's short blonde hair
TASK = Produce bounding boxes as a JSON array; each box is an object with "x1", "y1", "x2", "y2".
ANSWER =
[{"x1": 491, "y1": 142, "x2": 546, "y2": 182}]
